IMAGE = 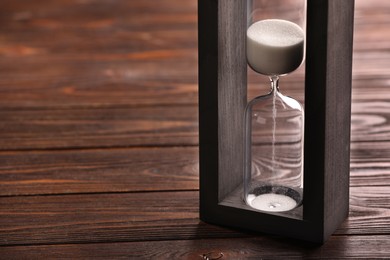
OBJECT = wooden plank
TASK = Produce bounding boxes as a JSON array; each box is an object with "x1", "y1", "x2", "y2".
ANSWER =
[
  {"x1": 0, "y1": 187, "x2": 389, "y2": 246},
  {"x1": 0, "y1": 106, "x2": 198, "y2": 150},
  {"x1": 0, "y1": 191, "x2": 246, "y2": 246},
  {"x1": 0, "y1": 69, "x2": 389, "y2": 110},
  {"x1": 0, "y1": 0, "x2": 197, "y2": 30},
  {"x1": 0, "y1": 56, "x2": 198, "y2": 110},
  {"x1": 1, "y1": 55, "x2": 385, "y2": 114},
  {"x1": 352, "y1": 52, "x2": 390, "y2": 79},
  {"x1": 353, "y1": 0, "x2": 390, "y2": 52},
  {"x1": 0, "y1": 0, "x2": 386, "y2": 47},
  {"x1": 0, "y1": 48, "x2": 389, "y2": 111},
  {"x1": 0, "y1": 142, "x2": 388, "y2": 196},
  {"x1": 0, "y1": 0, "x2": 388, "y2": 110},
  {"x1": 0, "y1": 147, "x2": 199, "y2": 196},
  {"x1": 0, "y1": 0, "x2": 387, "y2": 53},
  {"x1": 0, "y1": 0, "x2": 197, "y2": 17},
  {"x1": 351, "y1": 102, "x2": 390, "y2": 142},
  {"x1": 0, "y1": 18, "x2": 197, "y2": 53},
  {"x1": 350, "y1": 142, "x2": 390, "y2": 187},
  {"x1": 1, "y1": 235, "x2": 390, "y2": 259},
  {"x1": 0, "y1": 0, "x2": 198, "y2": 109}
]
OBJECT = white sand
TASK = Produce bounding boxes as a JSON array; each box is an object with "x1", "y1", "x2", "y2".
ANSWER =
[
  {"x1": 247, "y1": 19, "x2": 304, "y2": 75},
  {"x1": 247, "y1": 193, "x2": 297, "y2": 212}
]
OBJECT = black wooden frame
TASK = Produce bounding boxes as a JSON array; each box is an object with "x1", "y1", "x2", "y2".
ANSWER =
[{"x1": 198, "y1": 0, "x2": 355, "y2": 243}]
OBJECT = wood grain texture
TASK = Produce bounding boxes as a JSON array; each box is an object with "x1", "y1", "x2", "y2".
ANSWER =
[
  {"x1": 350, "y1": 142, "x2": 390, "y2": 187},
  {"x1": 1, "y1": 142, "x2": 388, "y2": 196},
  {"x1": 0, "y1": 106, "x2": 198, "y2": 150},
  {"x1": 0, "y1": 191, "x2": 246, "y2": 246},
  {"x1": 0, "y1": 187, "x2": 389, "y2": 246},
  {"x1": 0, "y1": 100, "x2": 389, "y2": 150},
  {"x1": 0, "y1": 0, "x2": 197, "y2": 110},
  {"x1": 0, "y1": 142, "x2": 390, "y2": 196},
  {"x1": 0, "y1": 0, "x2": 388, "y2": 111},
  {"x1": 322, "y1": 0, "x2": 354, "y2": 240},
  {"x1": 1, "y1": 235, "x2": 390, "y2": 259},
  {"x1": 0, "y1": 0, "x2": 389, "y2": 257},
  {"x1": 0, "y1": 147, "x2": 199, "y2": 196},
  {"x1": 216, "y1": 0, "x2": 247, "y2": 200}
]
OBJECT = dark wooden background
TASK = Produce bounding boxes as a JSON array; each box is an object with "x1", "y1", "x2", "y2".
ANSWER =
[{"x1": 0, "y1": 0, "x2": 389, "y2": 258}]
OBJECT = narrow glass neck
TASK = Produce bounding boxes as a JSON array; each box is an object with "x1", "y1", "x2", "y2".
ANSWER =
[{"x1": 269, "y1": 76, "x2": 280, "y2": 94}]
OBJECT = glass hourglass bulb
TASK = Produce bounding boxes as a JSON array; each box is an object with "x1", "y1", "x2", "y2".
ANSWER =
[{"x1": 244, "y1": 15, "x2": 305, "y2": 213}]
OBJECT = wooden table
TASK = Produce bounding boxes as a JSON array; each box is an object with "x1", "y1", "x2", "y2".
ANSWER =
[{"x1": 0, "y1": 0, "x2": 389, "y2": 258}]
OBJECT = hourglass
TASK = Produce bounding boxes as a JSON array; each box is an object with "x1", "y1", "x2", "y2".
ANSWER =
[
  {"x1": 244, "y1": 0, "x2": 305, "y2": 213},
  {"x1": 198, "y1": 0, "x2": 354, "y2": 242}
]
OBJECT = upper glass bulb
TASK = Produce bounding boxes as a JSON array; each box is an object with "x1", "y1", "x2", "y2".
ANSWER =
[{"x1": 247, "y1": 19, "x2": 304, "y2": 76}]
